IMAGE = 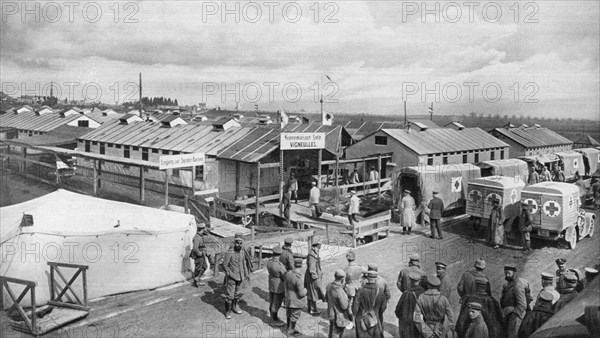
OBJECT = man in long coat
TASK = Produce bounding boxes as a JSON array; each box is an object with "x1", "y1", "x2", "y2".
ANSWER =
[
  {"x1": 535, "y1": 272, "x2": 560, "y2": 306},
  {"x1": 280, "y1": 237, "x2": 295, "y2": 271},
  {"x1": 395, "y1": 272, "x2": 425, "y2": 338},
  {"x1": 397, "y1": 254, "x2": 427, "y2": 292},
  {"x1": 367, "y1": 264, "x2": 391, "y2": 325},
  {"x1": 464, "y1": 302, "x2": 488, "y2": 338},
  {"x1": 457, "y1": 259, "x2": 491, "y2": 303},
  {"x1": 428, "y1": 191, "x2": 445, "y2": 239},
  {"x1": 280, "y1": 186, "x2": 292, "y2": 227},
  {"x1": 436, "y1": 262, "x2": 452, "y2": 300},
  {"x1": 353, "y1": 270, "x2": 386, "y2": 338},
  {"x1": 222, "y1": 233, "x2": 254, "y2": 319},
  {"x1": 344, "y1": 251, "x2": 365, "y2": 321},
  {"x1": 501, "y1": 265, "x2": 527, "y2": 338},
  {"x1": 456, "y1": 277, "x2": 505, "y2": 338},
  {"x1": 487, "y1": 200, "x2": 504, "y2": 248},
  {"x1": 553, "y1": 271, "x2": 579, "y2": 312},
  {"x1": 518, "y1": 290, "x2": 554, "y2": 338},
  {"x1": 413, "y1": 275, "x2": 454, "y2": 338},
  {"x1": 518, "y1": 202, "x2": 533, "y2": 252},
  {"x1": 400, "y1": 189, "x2": 417, "y2": 235},
  {"x1": 305, "y1": 242, "x2": 325, "y2": 315},
  {"x1": 267, "y1": 246, "x2": 287, "y2": 327},
  {"x1": 348, "y1": 190, "x2": 360, "y2": 226},
  {"x1": 285, "y1": 258, "x2": 307, "y2": 336},
  {"x1": 309, "y1": 181, "x2": 321, "y2": 219},
  {"x1": 326, "y1": 269, "x2": 351, "y2": 338},
  {"x1": 190, "y1": 223, "x2": 212, "y2": 287}
]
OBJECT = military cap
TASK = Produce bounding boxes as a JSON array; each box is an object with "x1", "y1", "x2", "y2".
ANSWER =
[
  {"x1": 272, "y1": 246, "x2": 282, "y2": 255},
  {"x1": 504, "y1": 264, "x2": 517, "y2": 272},
  {"x1": 346, "y1": 251, "x2": 356, "y2": 261},
  {"x1": 404, "y1": 189, "x2": 411, "y2": 194},
  {"x1": 435, "y1": 262, "x2": 447, "y2": 269},
  {"x1": 311, "y1": 181, "x2": 317, "y2": 185},
  {"x1": 475, "y1": 277, "x2": 488, "y2": 285},
  {"x1": 234, "y1": 233, "x2": 244, "y2": 241},
  {"x1": 427, "y1": 275, "x2": 441, "y2": 287},
  {"x1": 197, "y1": 222, "x2": 206, "y2": 229},
  {"x1": 433, "y1": 191, "x2": 439, "y2": 195},
  {"x1": 350, "y1": 190, "x2": 357, "y2": 194},
  {"x1": 563, "y1": 271, "x2": 578, "y2": 283},
  {"x1": 408, "y1": 253, "x2": 420, "y2": 262},
  {"x1": 409, "y1": 272, "x2": 422, "y2": 281},
  {"x1": 555, "y1": 258, "x2": 567, "y2": 265},
  {"x1": 366, "y1": 271, "x2": 378, "y2": 278},
  {"x1": 334, "y1": 269, "x2": 346, "y2": 279},
  {"x1": 541, "y1": 272, "x2": 554, "y2": 281},
  {"x1": 312, "y1": 241, "x2": 321, "y2": 247},
  {"x1": 475, "y1": 259, "x2": 486, "y2": 270},
  {"x1": 467, "y1": 302, "x2": 483, "y2": 311},
  {"x1": 367, "y1": 264, "x2": 378, "y2": 272},
  {"x1": 284, "y1": 237, "x2": 294, "y2": 245},
  {"x1": 585, "y1": 267, "x2": 599, "y2": 275},
  {"x1": 293, "y1": 258, "x2": 303, "y2": 267},
  {"x1": 539, "y1": 290, "x2": 554, "y2": 302}
]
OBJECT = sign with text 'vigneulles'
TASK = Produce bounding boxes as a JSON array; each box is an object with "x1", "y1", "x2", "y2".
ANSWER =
[
  {"x1": 280, "y1": 133, "x2": 326, "y2": 150},
  {"x1": 159, "y1": 153, "x2": 205, "y2": 170}
]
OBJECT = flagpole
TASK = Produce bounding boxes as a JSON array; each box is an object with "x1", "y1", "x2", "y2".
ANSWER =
[{"x1": 320, "y1": 74, "x2": 324, "y2": 124}]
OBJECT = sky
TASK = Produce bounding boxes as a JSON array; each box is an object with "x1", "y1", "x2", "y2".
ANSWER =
[{"x1": 1, "y1": 0, "x2": 599, "y2": 120}]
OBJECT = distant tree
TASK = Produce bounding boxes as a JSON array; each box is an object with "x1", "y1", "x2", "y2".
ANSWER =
[
  {"x1": 174, "y1": 99, "x2": 178, "y2": 106},
  {"x1": 470, "y1": 112, "x2": 477, "y2": 118}
]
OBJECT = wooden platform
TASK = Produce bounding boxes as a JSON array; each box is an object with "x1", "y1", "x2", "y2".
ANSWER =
[
  {"x1": 9, "y1": 306, "x2": 89, "y2": 336},
  {"x1": 209, "y1": 217, "x2": 251, "y2": 237},
  {"x1": 262, "y1": 201, "x2": 348, "y2": 227}
]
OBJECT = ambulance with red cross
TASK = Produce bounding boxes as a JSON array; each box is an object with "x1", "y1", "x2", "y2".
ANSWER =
[{"x1": 520, "y1": 182, "x2": 595, "y2": 249}]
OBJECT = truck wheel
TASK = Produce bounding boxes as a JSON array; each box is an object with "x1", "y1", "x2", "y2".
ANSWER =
[
  {"x1": 577, "y1": 215, "x2": 587, "y2": 237},
  {"x1": 565, "y1": 226, "x2": 578, "y2": 250},
  {"x1": 472, "y1": 218, "x2": 481, "y2": 231},
  {"x1": 586, "y1": 216, "x2": 595, "y2": 238}
]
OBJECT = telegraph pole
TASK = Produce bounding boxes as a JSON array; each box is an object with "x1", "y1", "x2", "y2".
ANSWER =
[{"x1": 139, "y1": 72, "x2": 143, "y2": 118}]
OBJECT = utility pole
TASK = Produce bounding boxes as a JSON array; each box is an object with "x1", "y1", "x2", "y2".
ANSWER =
[
  {"x1": 139, "y1": 72, "x2": 143, "y2": 118},
  {"x1": 429, "y1": 102, "x2": 434, "y2": 121},
  {"x1": 403, "y1": 100, "x2": 407, "y2": 126}
]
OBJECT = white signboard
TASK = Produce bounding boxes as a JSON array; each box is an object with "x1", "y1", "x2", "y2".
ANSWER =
[
  {"x1": 159, "y1": 153, "x2": 205, "y2": 170},
  {"x1": 280, "y1": 133, "x2": 326, "y2": 150}
]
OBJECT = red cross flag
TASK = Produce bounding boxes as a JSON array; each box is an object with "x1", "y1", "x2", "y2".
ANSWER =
[{"x1": 451, "y1": 177, "x2": 462, "y2": 193}]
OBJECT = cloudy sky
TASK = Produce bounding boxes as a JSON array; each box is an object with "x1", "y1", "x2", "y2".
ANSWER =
[{"x1": 1, "y1": 1, "x2": 598, "y2": 119}]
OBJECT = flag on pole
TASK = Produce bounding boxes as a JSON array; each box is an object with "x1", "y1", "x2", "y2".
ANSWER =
[{"x1": 279, "y1": 108, "x2": 289, "y2": 128}]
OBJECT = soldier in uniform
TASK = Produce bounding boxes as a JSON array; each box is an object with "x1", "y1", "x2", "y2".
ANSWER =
[
  {"x1": 487, "y1": 199, "x2": 504, "y2": 249},
  {"x1": 518, "y1": 202, "x2": 533, "y2": 252},
  {"x1": 267, "y1": 246, "x2": 286, "y2": 327},
  {"x1": 353, "y1": 270, "x2": 386, "y2": 338},
  {"x1": 535, "y1": 272, "x2": 560, "y2": 306},
  {"x1": 222, "y1": 233, "x2": 254, "y2": 319},
  {"x1": 553, "y1": 271, "x2": 579, "y2": 312},
  {"x1": 326, "y1": 269, "x2": 350, "y2": 338},
  {"x1": 285, "y1": 257, "x2": 307, "y2": 336},
  {"x1": 428, "y1": 191, "x2": 445, "y2": 239},
  {"x1": 395, "y1": 272, "x2": 425, "y2": 338},
  {"x1": 344, "y1": 251, "x2": 365, "y2": 322},
  {"x1": 413, "y1": 275, "x2": 454, "y2": 338},
  {"x1": 400, "y1": 190, "x2": 417, "y2": 235},
  {"x1": 456, "y1": 277, "x2": 504, "y2": 338},
  {"x1": 190, "y1": 223, "x2": 211, "y2": 287},
  {"x1": 554, "y1": 258, "x2": 568, "y2": 293},
  {"x1": 518, "y1": 290, "x2": 554, "y2": 338},
  {"x1": 367, "y1": 264, "x2": 391, "y2": 325},
  {"x1": 280, "y1": 237, "x2": 295, "y2": 271},
  {"x1": 457, "y1": 259, "x2": 491, "y2": 303},
  {"x1": 397, "y1": 254, "x2": 427, "y2": 292},
  {"x1": 305, "y1": 241, "x2": 325, "y2": 315},
  {"x1": 464, "y1": 302, "x2": 488, "y2": 338},
  {"x1": 436, "y1": 262, "x2": 452, "y2": 300},
  {"x1": 500, "y1": 265, "x2": 527, "y2": 338}
]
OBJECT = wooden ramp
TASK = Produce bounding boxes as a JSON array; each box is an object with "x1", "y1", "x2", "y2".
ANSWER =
[
  {"x1": 262, "y1": 201, "x2": 350, "y2": 228},
  {"x1": 9, "y1": 307, "x2": 89, "y2": 336},
  {"x1": 209, "y1": 217, "x2": 251, "y2": 237}
]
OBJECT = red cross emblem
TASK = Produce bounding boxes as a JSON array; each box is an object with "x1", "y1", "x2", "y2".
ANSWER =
[
  {"x1": 543, "y1": 200, "x2": 561, "y2": 217},
  {"x1": 469, "y1": 190, "x2": 482, "y2": 205}
]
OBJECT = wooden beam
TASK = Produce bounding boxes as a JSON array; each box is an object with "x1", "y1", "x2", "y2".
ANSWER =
[
  {"x1": 235, "y1": 161, "x2": 240, "y2": 198},
  {"x1": 321, "y1": 154, "x2": 392, "y2": 165},
  {"x1": 335, "y1": 154, "x2": 340, "y2": 208},
  {"x1": 318, "y1": 149, "x2": 322, "y2": 188},
  {"x1": 377, "y1": 155, "x2": 382, "y2": 197},
  {"x1": 140, "y1": 167, "x2": 145, "y2": 202},
  {"x1": 260, "y1": 162, "x2": 280, "y2": 169},
  {"x1": 92, "y1": 159, "x2": 98, "y2": 195},
  {"x1": 54, "y1": 153, "x2": 60, "y2": 184},
  {"x1": 191, "y1": 165, "x2": 196, "y2": 196},
  {"x1": 164, "y1": 169, "x2": 170, "y2": 208},
  {"x1": 362, "y1": 159, "x2": 366, "y2": 192},
  {"x1": 254, "y1": 161, "x2": 260, "y2": 241}
]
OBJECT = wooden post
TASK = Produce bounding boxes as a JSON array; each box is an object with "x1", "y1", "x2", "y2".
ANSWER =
[
  {"x1": 164, "y1": 169, "x2": 170, "y2": 208},
  {"x1": 31, "y1": 284, "x2": 36, "y2": 335},
  {"x1": 335, "y1": 154, "x2": 340, "y2": 209},
  {"x1": 97, "y1": 160, "x2": 102, "y2": 189},
  {"x1": 140, "y1": 166, "x2": 145, "y2": 203},
  {"x1": 352, "y1": 224, "x2": 357, "y2": 248},
  {"x1": 317, "y1": 149, "x2": 322, "y2": 188},
  {"x1": 184, "y1": 195, "x2": 189, "y2": 214},
  {"x1": 20, "y1": 147, "x2": 26, "y2": 173},
  {"x1": 326, "y1": 223, "x2": 330, "y2": 245},
  {"x1": 254, "y1": 161, "x2": 261, "y2": 241},
  {"x1": 362, "y1": 159, "x2": 366, "y2": 192},
  {"x1": 235, "y1": 161, "x2": 240, "y2": 198},
  {"x1": 50, "y1": 266, "x2": 55, "y2": 301},
  {"x1": 377, "y1": 155, "x2": 382, "y2": 197},
  {"x1": 92, "y1": 159, "x2": 98, "y2": 195},
  {"x1": 280, "y1": 150, "x2": 284, "y2": 203},
  {"x1": 82, "y1": 268, "x2": 88, "y2": 306},
  {"x1": 191, "y1": 165, "x2": 196, "y2": 196},
  {"x1": 54, "y1": 154, "x2": 60, "y2": 184},
  {"x1": 258, "y1": 245, "x2": 263, "y2": 269}
]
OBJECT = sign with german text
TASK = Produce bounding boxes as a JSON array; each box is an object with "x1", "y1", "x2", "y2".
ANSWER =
[
  {"x1": 159, "y1": 153, "x2": 205, "y2": 170},
  {"x1": 280, "y1": 133, "x2": 326, "y2": 150}
]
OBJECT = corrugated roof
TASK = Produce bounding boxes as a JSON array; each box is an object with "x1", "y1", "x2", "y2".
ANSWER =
[
  {"x1": 573, "y1": 134, "x2": 600, "y2": 146},
  {"x1": 491, "y1": 126, "x2": 572, "y2": 148},
  {"x1": 12, "y1": 125, "x2": 93, "y2": 146},
  {"x1": 382, "y1": 127, "x2": 509, "y2": 155},
  {"x1": 0, "y1": 111, "x2": 79, "y2": 132},
  {"x1": 79, "y1": 120, "x2": 256, "y2": 156}
]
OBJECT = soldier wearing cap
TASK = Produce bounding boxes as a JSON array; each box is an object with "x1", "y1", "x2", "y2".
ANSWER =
[
  {"x1": 436, "y1": 262, "x2": 452, "y2": 300},
  {"x1": 400, "y1": 189, "x2": 417, "y2": 235},
  {"x1": 584, "y1": 267, "x2": 599, "y2": 286},
  {"x1": 280, "y1": 237, "x2": 295, "y2": 271},
  {"x1": 326, "y1": 269, "x2": 350, "y2": 338},
  {"x1": 348, "y1": 190, "x2": 361, "y2": 226},
  {"x1": 535, "y1": 272, "x2": 560, "y2": 306},
  {"x1": 222, "y1": 233, "x2": 254, "y2": 319},
  {"x1": 519, "y1": 201, "x2": 533, "y2": 252},
  {"x1": 397, "y1": 253, "x2": 427, "y2": 292},
  {"x1": 267, "y1": 246, "x2": 287, "y2": 327},
  {"x1": 305, "y1": 241, "x2": 325, "y2": 315},
  {"x1": 456, "y1": 276, "x2": 504, "y2": 338},
  {"x1": 553, "y1": 271, "x2": 579, "y2": 312},
  {"x1": 465, "y1": 302, "x2": 488, "y2": 338},
  {"x1": 353, "y1": 270, "x2": 386, "y2": 338},
  {"x1": 554, "y1": 258, "x2": 569, "y2": 293},
  {"x1": 428, "y1": 191, "x2": 445, "y2": 239},
  {"x1": 413, "y1": 275, "x2": 454, "y2": 338},
  {"x1": 457, "y1": 258, "x2": 491, "y2": 303},
  {"x1": 518, "y1": 290, "x2": 554, "y2": 338},
  {"x1": 309, "y1": 181, "x2": 321, "y2": 219},
  {"x1": 190, "y1": 222, "x2": 211, "y2": 287},
  {"x1": 285, "y1": 257, "x2": 307, "y2": 336},
  {"x1": 344, "y1": 251, "x2": 366, "y2": 321},
  {"x1": 367, "y1": 264, "x2": 391, "y2": 326},
  {"x1": 395, "y1": 271, "x2": 425, "y2": 338},
  {"x1": 501, "y1": 265, "x2": 527, "y2": 338}
]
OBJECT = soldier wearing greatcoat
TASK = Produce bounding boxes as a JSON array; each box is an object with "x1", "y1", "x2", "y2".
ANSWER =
[
  {"x1": 266, "y1": 246, "x2": 286, "y2": 327},
  {"x1": 284, "y1": 257, "x2": 307, "y2": 336},
  {"x1": 500, "y1": 265, "x2": 527, "y2": 338}
]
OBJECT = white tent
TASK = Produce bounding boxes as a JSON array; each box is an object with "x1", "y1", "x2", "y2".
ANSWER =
[{"x1": 1, "y1": 190, "x2": 196, "y2": 308}]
